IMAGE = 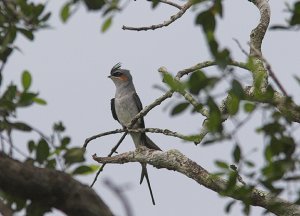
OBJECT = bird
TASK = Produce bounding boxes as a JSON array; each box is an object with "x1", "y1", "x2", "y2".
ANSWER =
[{"x1": 108, "y1": 62, "x2": 161, "y2": 205}]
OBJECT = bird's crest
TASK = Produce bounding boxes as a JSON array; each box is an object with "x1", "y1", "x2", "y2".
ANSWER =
[{"x1": 111, "y1": 62, "x2": 122, "y2": 74}]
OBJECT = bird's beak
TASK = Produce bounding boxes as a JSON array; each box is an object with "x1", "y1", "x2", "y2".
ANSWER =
[{"x1": 108, "y1": 75, "x2": 112, "y2": 79}]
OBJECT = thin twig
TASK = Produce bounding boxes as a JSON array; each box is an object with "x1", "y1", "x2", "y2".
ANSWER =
[
  {"x1": 0, "y1": 132, "x2": 5, "y2": 152},
  {"x1": 249, "y1": 43, "x2": 288, "y2": 96},
  {"x1": 233, "y1": 38, "x2": 248, "y2": 57},
  {"x1": 85, "y1": 127, "x2": 200, "y2": 149},
  {"x1": 84, "y1": 129, "x2": 124, "y2": 149},
  {"x1": 159, "y1": 0, "x2": 182, "y2": 9},
  {"x1": 122, "y1": 1, "x2": 193, "y2": 31},
  {"x1": 230, "y1": 165, "x2": 246, "y2": 186},
  {"x1": 175, "y1": 60, "x2": 250, "y2": 78},
  {"x1": 129, "y1": 128, "x2": 199, "y2": 142},
  {"x1": 90, "y1": 132, "x2": 128, "y2": 187},
  {"x1": 0, "y1": 61, "x2": 6, "y2": 81},
  {"x1": 7, "y1": 131, "x2": 13, "y2": 157},
  {"x1": 128, "y1": 90, "x2": 174, "y2": 127},
  {"x1": 229, "y1": 107, "x2": 257, "y2": 136},
  {"x1": 103, "y1": 179, "x2": 133, "y2": 216},
  {"x1": 0, "y1": 134, "x2": 29, "y2": 158}
]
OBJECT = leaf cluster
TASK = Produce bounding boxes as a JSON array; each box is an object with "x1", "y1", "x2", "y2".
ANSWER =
[{"x1": 0, "y1": 0, "x2": 51, "y2": 63}]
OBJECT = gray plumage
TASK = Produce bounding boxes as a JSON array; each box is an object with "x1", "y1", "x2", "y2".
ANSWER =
[{"x1": 108, "y1": 63, "x2": 161, "y2": 205}]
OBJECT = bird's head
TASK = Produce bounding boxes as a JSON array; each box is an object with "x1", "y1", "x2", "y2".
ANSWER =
[{"x1": 108, "y1": 63, "x2": 133, "y2": 87}]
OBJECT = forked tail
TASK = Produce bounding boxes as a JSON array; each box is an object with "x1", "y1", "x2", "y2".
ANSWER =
[{"x1": 140, "y1": 163, "x2": 156, "y2": 205}]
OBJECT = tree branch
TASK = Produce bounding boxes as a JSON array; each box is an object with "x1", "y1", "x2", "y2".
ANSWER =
[
  {"x1": 244, "y1": 87, "x2": 300, "y2": 123},
  {"x1": 249, "y1": 0, "x2": 270, "y2": 56},
  {"x1": 93, "y1": 147, "x2": 300, "y2": 216},
  {"x1": 122, "y1": 0, "x2": 193, "y2": 31},
  {"x1": 176, "y1": 60, "x2": 250, "y2": 78},
  {"x1": 84, "y1": 127, "x2": 200, "y2": 148},
  {"x1": 0, "y1": 153, "x2": 113, "y2": 216},
  {"x1": 90, "y1": 132, "x2": 128, "y2": 187},
  {"x1": 249, "y1": 43, "x2": 288, "y2": 96},
  {"x1": 158, "y1": 0, "x2": 182, "y2": 10},
  {"x1": 103, "y1": 179, "x2": 133, "y2": 216},
  {"x1": 0, "y1": 198, "x2": 13, "y2": 216},
  {"x1": 248, "y1": 0, "x2": 271, "y2": 91}
]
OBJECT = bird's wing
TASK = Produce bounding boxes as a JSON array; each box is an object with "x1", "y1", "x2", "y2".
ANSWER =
[
  {"x1": 133, "y1": 93, "x2": 145, "y2": 128},
  {"x1": 110, "y1": 98, "x2": 119, "y2": 122}
]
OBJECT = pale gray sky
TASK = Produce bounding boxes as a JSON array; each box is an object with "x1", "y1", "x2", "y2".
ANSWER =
[{"x1": 4, "y1": 0, "x2": 300, "y2": 215}]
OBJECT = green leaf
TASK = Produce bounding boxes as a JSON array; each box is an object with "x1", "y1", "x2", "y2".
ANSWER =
[
  {"x1": 46, "y1": 159, "x2": 56, "y2": 169},
  {"x1": 60, "y1": 3, "x2": 71, "y2": 23},
  {"x1": 63, "y1": 147, "x2": 85, "y2": 165},
  {"x1": 231, "y1": 79, "x2": 244, "y2": 99},
  {"x1": 18, "y1": 28, "x2": 34, "y2": 41},
  {"x1": 28, "y1": 140, "x2": 36, "y2": 153},
  {"x1": 2, "y1": 85, "x2": 17, "y2": 102},
  {"x1": 188, "y1": 70, "x2": 208, "y2": 95},
  {"x1": 225, "y1": 200, "x2": 236, "y2": 213},
  {"x1": 151, "y1": 0, "x2": 160, "y2": 8},
  {"x1": 61, "y1": 136, "x2": 71, "y2": 148},
  {"x1": 215, "y1": 160, "x2": 229, "y2": 169},
  {"x1": 41, "y1": 12, "x2": 51, "y2": 22},
  {"x1": 83, "y1": 0, "x2": 105, "y2": 10},
  {"x1": 11, "y1": 122, "x2": 32, "y2": 132},
  {"x1": 53, "y1": 121, "x2": 65, "y2": 132},
  {"x1": 32, "y1": 97, "x2": 47, "y2": 105},
  {"x1": 233, "y1": 144, "x2": 241, "y2": 163},
  {"x1": 244, "y1": 160, "x2": 255, "y2": 168},
  {"x1": 101, "y1": 17, "x2": 113, "y2": 32},
  {"x1": 22, "y1": 70, "x2": 32, "y2": 91},
  {"x1": 18, "y1": 92, "x2": 38, "y2": 106},
  {"x1": 162, "y1": 73, "x2": 185, "y2": 93},
  {"x1": 290, "y1": 2, "x2": 300, "y2": 26},
  {"x1": 207, "y1": 97, "x2": 222, "y2": 132},
  {"x1": 244, "y1": 102, "x2": 256, "y2": 113},
  {"x1": 36, "y1": 139, "x2": 50, "y2": 164},
  {"x1": 196, "y1": 10, "x2": 216, "y2": 32},
  {"x1": 227, "y1": 94, "x2": 239, "y2": 115},
  {"x1": 72, "y1": 164, "x2": 100, "y2": 175},
  {"x1": 171, "y1": 102, "x2": 189, "y2": 116}
]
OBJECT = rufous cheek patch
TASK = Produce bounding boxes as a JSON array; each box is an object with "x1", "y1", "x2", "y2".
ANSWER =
[{"x1": 118, "y1": 74, "x2": 129, "y2": 81}]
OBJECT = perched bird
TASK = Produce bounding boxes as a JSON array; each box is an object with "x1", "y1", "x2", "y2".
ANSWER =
[{"x1": 108, "y1": 63, "x2": 161, "y2": 205}]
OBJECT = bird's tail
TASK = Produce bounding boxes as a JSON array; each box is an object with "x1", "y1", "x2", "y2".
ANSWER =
[
  {"x1": 139, "y1": 134, "x2": 161, "y2": 205},
  {"x1": 144, "y1": 135, "x2": 161, "y2": 151},
  {"x1": 140, "y1": 163, "x2": 156, "y2": 205}
]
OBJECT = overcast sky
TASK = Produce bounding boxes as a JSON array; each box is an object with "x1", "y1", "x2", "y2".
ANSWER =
[{"x1": 4, "y1": 0, "x2": 300, "y2": 215}]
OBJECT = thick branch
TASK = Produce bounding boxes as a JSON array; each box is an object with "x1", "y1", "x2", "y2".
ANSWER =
[
  {"x1": 94, "y1": 148, "x2": 300, "y2": 216},
  {"x1": 0, "y1": 153, "x2": 113, "y2": 216},
  {"x1": 0, "y1": 198, "x2": 12, "y2": 216},
  {"x1": 244, "y1": 87, "x2": 300, "y2": 123},
  {"x1": 249, "y1": 0, "x2": 270, "y2": 56},
  {"x1": 122, "y1": 1, "x2": 193, "y2": 31},
  {"x1": 248, "y1": 0, "x2": 270, "y2": 91}
]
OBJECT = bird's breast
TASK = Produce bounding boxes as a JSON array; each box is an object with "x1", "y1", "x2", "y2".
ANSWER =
[{"x1": 114, "y1": 95, "x2": 139, "y2": 127}]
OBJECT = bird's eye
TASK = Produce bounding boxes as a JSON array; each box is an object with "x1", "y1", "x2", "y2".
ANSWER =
[{"x1": 113, "y1": 72, "x2": 122, "y2": 77}]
